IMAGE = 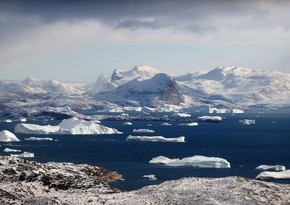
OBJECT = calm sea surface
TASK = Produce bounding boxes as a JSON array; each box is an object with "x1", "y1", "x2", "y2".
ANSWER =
[{"x1": 1, "y1": 113, "x2": 290, "y2": 191}]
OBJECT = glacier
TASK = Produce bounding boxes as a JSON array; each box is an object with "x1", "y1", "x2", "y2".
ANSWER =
[
  {"x1": 15, "y1": 117, "x2": 122, "y2": 135},
  {"x1": 0, "y1": 130, "x2": 20, "y2": 142},
  {"x1": 149, "y1": 155, "x2": 231, "y2": 168},
  {"x1": 127, "y1": 136, "x2": 185, "y2": 143}
]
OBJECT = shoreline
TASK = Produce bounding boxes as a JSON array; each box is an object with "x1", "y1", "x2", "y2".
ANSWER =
[{"x1": 1, "y1": 156, "x2": 290, "y2": 204}]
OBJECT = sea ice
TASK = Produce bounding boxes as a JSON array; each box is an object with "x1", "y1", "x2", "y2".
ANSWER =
[
  {"x1": 143, "y1": 174, "x2": 157, "y2": 181},
  {"x1": 11, "y1": 152, "x2": 35, "y2": 158},
  {"x1": 197, "y1": 116, "x2": 222, "y2": 122},
  {"x1": 149, "y1": 155, "x2": 231, "y2": 168},
  {"x1": 255, "y1": 165, "x2": 286, "y2": 171},
  {"x1": 15, "y1": 117, "x2": 122, "y2": 135},
  {"x1": 24, "y1": 137, "x2": 54, "y2": 141},
  {"x1": 133, "y1": 129, "x2": 154, "y2": 133},
  {"x1": 3, "y1": 148, "x2": 21, "y2": 152},
  {"x1": 123, "y1": 122, "x2": 132, "y2": 125},
  {"x1": 0, "y1": 130, "x2": 20, "y2": 142},
  {"x1": 178, "y1": 122, "x2": 198, "y2": 126},
  {"x1": 127, "y1": 136, "x2": 185, "y2": 143},
  {"x1": 256, "y1": 170, "x2": 290, "y2": 180}
]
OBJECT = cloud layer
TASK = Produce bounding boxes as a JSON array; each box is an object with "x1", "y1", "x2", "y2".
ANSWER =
[{"x1": 0, "y1": 0, "x2": 290, "y2": 81}]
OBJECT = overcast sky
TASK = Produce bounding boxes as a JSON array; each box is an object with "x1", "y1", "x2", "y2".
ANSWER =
[{"x1": 0, "y1": 0, "x2": 290, "y2": 82}]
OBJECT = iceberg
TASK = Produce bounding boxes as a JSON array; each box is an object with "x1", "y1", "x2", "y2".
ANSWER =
[
  {"x1": 161, "y1": 122, "x2": 172, "y2": 126},
  {"x1": 255, "y1": 165, "x2": 286, "y2": 171},
  {"x1": 178, "y1": 122, "x2": 198, "y2": 126},
  {"x1": 15, "y1": 117, "x2": 122, "y2": 135},
  {"x1": 3, "y1": 148, "x2": 21, "y2": 152},
  {"x1": 143, "y1": 174, "x2": 157, "y2": 181},
  {"x1": 149, "y1": 155, "x2": 231, "y2": 168},
  {"x1": 127, "y1": 135, "x2": 185, "y2": 143},
  {"x1": 172, "y1": 113, "x2": 191, "y2": 117},
  {"x1": 123, "y1": 122, "x2": 132, "y2": 125},
  {"x1": 11, "y1": 152, "x2": 35, "y2": 158},
  {"x1": 133, "y1": 129, "x2": 154, "y2": 133},
  {"x1": 3, "y1": 119, "x2": 12, "y2": 123},
  {"x1": 239, "y1": 119, "x2": 255, "y2": 125},
  {"x1": 0, "y1": 130, "x2": 20, "y2": 142},
  {"x1": 256, "y1": 170, "x2": 290, "y2": 180},
  {"x1": 197, "y1": 116, "x2": 222, "y2": 122},
  {"x1": 24, "y1": 137, "x2": 54, "y2": 141},
  {"x1": 20, "y1": 118, "x2": 27, "y2": 122}
]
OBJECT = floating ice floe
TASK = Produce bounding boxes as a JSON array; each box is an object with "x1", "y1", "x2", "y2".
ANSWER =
[
  {"x1": 0, "y1": 130, "x2": 20, "y2": 142},
  {"x1": 19, "y1": 118, "x2": 27, "y2": 122},
  {"x1": 143, "y1": 174, "x2": 157, "y2": 181},
  {"x1": 256, "y1": 170, "x2": 290, "y2": 180},
  {"x1": 197, "y1": 116, "x2": 222, "y2": 122},
  {"x1": 3, "y1": 148, "x2": 21, "y2": 152},
  {"x1": 11, "y1": 152, "x2": 34, "y2": 158},
  {"x1": 24, "y1": 137, "x2": 54, "y2": 141},
  {"x1": 178, "y1": 122, "x2": 198, "y2": 126},
  {"x1": 256, "y1": 165, "x2": 286, "y2": 171},
  {"x1": 123, "y1": 122, "x2": 132, "y2": 126},
  {"x1": 149, "y1": 155, "x2": 231, "y2": 168},
  {"x1": 161, "y1": 122, "x2": 171, "y2": 126},
  {"x1": 133, "y1": 129, "x2": 154, "y2": 133},
  {"x1": 15, "y1": 117, "x2": 122, "y2": 135},
  {"x1": 172, "y1": 113, "x2": 191, "y2": 117},
  {"x1": 3, "y1": 119, "x2": 12, "y2": 123},
  {"x1": 239, "y1": 119, "x2": 255, "y2": 125},
  {"x1": 127, "y1": 135, "x2": 185, "y2": 143}
]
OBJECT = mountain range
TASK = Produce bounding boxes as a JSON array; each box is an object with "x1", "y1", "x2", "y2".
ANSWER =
[{"x1": 1, "y1": 65, "x2": 290, "y2": 118}]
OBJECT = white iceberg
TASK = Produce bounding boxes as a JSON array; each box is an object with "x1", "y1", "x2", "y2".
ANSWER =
[
  {"x1": 11, "y1": 151, "x2": 35, "y2": 158},
  {"x1": 178, "y1": 122, "x2": 198, "y2": 126},
  {"x1": 133, "y1": 129, "x2": 154, "y2": 133},
  {"x1": 198, "y1": 116, "x2": 222, "y2": 122},
  {"x1": 20, "y1": 118, "x2": 27, "y2": 122},
  {"x1": 256, "y1": 170, "x2": 290, "y2": 180},
  {"x1": 161, "y1": 122, "x2": 171, "y2": 126},
  {"x1": 123, "y1": 122, "x2": 132, "y2": 126},
  {"x1": 0, "y1": 130, "x2": 20, "y2": 142},
  {"x1": 149, "y1": 155, "x2": 231, "y2": 168},
  {"x1": 15, "y1": 117, "x2": 122, "y2": 135},
  {"x1": 127, "y1": 135, "x2": 185, "y2": 143},
  {"x1": 173, "y1": 113, "x2": 191, "y2": 117},
  {"x1": 24, "y1": 137, "x2": 54, "y2": 141},
  {"x1": 239, "y1": 119, "x2": 255, "y2": 125},
  {"x1": 143, "y1": 174, "x2": 157, "y2": 181},
  {"x1": 3, "y1": 119, "x2": 12, "y2": 123},
  {"x1": 3, "y1": 148, "x2": 21, "y2": 152},
  {"x1": 255, "y1": 165, "x2": 286, "y2": 171}
]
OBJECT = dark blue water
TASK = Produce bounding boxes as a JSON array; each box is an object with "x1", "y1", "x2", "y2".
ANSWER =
[{"x1": 1, "y1": 113, "x2": 290, "y2": 191}]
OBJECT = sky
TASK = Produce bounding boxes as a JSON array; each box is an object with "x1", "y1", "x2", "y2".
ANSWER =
[{"x1": 0, "y1": 0, "x2": 290, "y2": 82}]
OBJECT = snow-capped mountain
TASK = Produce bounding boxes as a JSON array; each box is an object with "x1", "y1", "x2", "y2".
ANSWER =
[
  {"x1": 1, "y1": 65, "x2": 290, "y2": 119},
  {"x1": 95, "y1": 73, "x2": 184, "y2": 106},
  {"x1": 90, "y1": 65, "x2": 160, "y2": 93},
  {"x1": 177, "y1": 66, "x2": 290, "y2": 108}
]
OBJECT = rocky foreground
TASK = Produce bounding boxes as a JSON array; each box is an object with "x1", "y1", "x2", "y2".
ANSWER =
[{"x1": 1, "y1": 156, "x2": 290, "y2": 205}]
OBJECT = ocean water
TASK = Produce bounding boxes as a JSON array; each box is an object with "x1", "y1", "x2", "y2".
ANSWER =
[{"x1": 1, "y1": 113, "x2": 290, "y2": 191}]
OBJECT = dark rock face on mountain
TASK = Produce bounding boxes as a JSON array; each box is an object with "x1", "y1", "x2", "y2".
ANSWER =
[{"x1": 159, "y1": 76, "x2": 185, "y2": 105}]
